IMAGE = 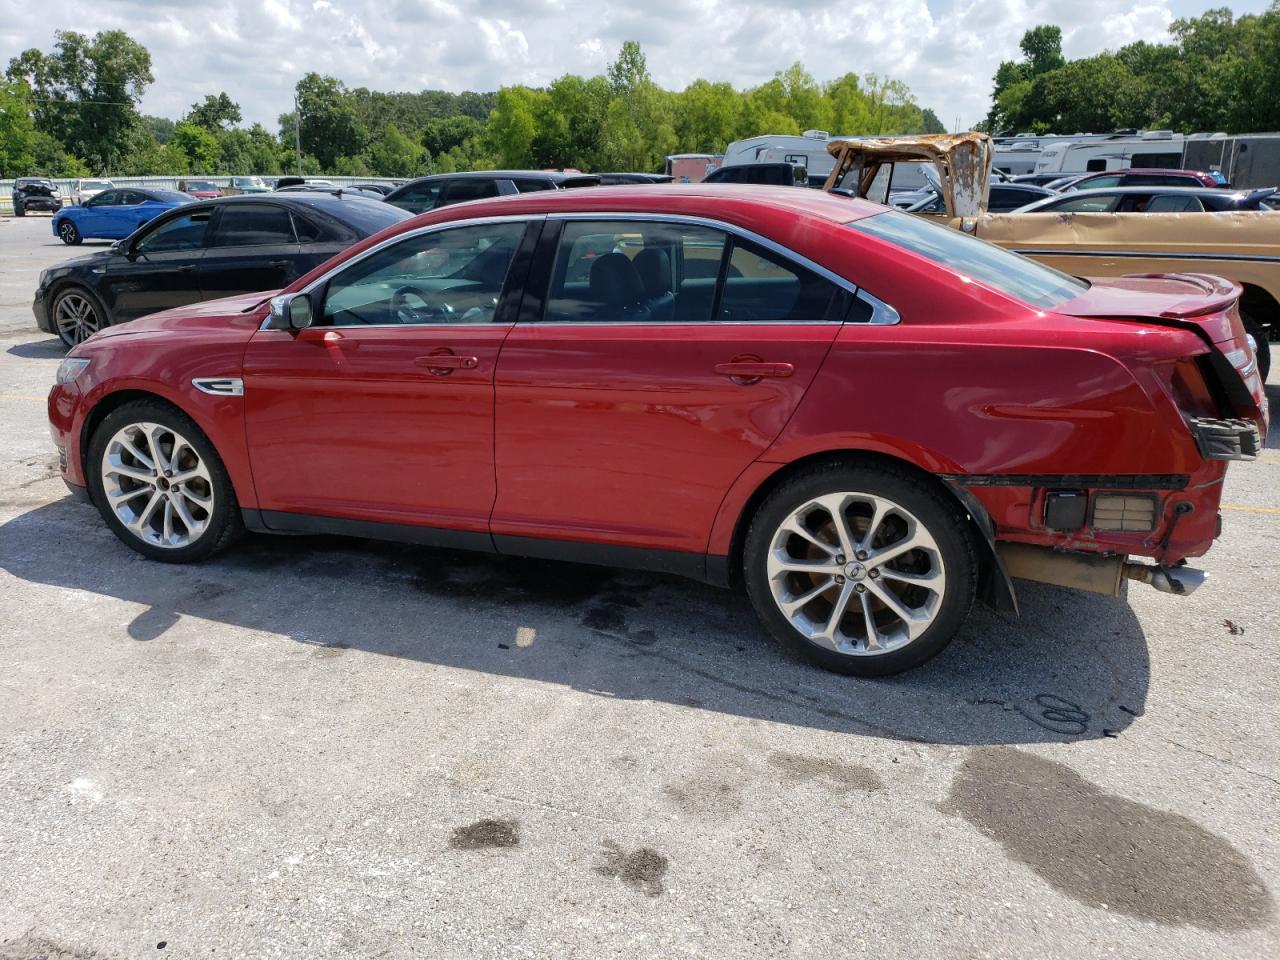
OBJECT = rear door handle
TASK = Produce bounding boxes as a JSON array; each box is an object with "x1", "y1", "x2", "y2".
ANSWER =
[
  {"x1": 177, "y1": 264, "x2": 195, "y2": 273},
  {"x1": 269, "y1": 260, "x2": 289, "y2": 268},
  {"x1": 714, "y1": 361, "x2": 795, "y2": 379},
  {"x1": 415, "y1": 354, "x2": 479, "y2": 372}
]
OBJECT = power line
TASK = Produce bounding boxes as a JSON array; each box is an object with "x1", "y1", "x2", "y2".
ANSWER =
[{"x1": 24, "y1": 96, "x2": 139, "y2": 106}]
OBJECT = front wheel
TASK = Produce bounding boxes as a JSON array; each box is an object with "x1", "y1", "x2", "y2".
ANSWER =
[
  {"x1": 86, "y1": 400, "x2": 244, "y2": 563},
  {"x1": 14, "y1": 203, "x2": 25, "y2": 217},
  {"x1": 51, "y1": 286, "x2": 105, "y2": 348},
  {"x1": 743, "y1": 462, "x2": 977, "y2": 676},
  {"x1": 58, "y1": 220, "x2": 81, "y2": 245}
]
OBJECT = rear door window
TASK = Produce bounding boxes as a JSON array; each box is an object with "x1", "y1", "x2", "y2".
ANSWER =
[
  {"x1": 210, "y1": 204, "x2": 297, "y2": 246},
  {"x1": 442, "y1": 179, "x2": 502, "y2": 205},
  {"x1": 1048, "y1": 194, "x2": 1120, "y2": 213},
  {"x1": 1144, "y1": 194, "x2": 1205, "y2": 212},
  {"x1": 388, "y1": 181, "x2": 444, "y2": 212},
  {"x1": 542, "y1": 220, "x2": 851, "y2": 324},
  {"x1": 513, "y1": 178, "x2": 555, "y2": 193}
]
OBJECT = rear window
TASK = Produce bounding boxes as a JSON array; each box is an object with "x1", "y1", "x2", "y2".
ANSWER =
[
  {"x1": 147, "y1": 189, "x2": 196, "y2": 204},
  {"x1": 317, "y1": 197, "x2": 412, "y2": 238},
  {"x1": 850, "y1": 210, "x2": 1088, "y2": 309}
]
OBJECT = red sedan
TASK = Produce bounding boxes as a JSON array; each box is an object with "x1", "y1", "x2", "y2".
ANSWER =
[{"x1": 47, "y1": 186, "x2": 1268, "y2": 675}]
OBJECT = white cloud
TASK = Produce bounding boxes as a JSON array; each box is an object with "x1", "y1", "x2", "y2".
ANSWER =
[{"x1": 0, "y1": 0, "x2": 1272, "y2": 134}]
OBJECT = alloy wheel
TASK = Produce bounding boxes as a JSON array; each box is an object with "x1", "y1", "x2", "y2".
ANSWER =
[
  {"x1": 100, "y1": 422, "x2": 215, "y2": 549},
  {"x1": 765, "y1": 492, "x2": 947, "y2": 656},
  {"x1": 54, "y1": 292, "x2": 100, "y2": 347}
]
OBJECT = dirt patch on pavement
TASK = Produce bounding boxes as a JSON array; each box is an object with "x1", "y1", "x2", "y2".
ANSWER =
[
  {"x1": 595, "y1": 840, "x2": 669, "y2": 896},
  {"x1": 449, "y1": 817, "x2": 520, "y2": 850},
  {"x1": 768, "y1": 751, "x2": 884, "y2": 793}
]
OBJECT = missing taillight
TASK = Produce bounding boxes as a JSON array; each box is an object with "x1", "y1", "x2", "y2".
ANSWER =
[{"x1": 1163, "y1": 358, "x2": 1220, "y2": 418}]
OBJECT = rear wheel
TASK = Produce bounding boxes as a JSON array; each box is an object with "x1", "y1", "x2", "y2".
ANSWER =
[
  {"x1": 86, "y1": 401, "x2": 243, "y2": 563},
  {"x1": 743, "y1": 462, "x2": 977, "y2": 676},
  {"x1": 58, "y1": 220, "x2": 81, "y2": 245},
  {"x1": 14, "y1": 202, "x2": 25, "y2": 217}
]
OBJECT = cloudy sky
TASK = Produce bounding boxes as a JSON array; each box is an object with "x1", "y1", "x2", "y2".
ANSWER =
[{"x1": 0, "y1": 0, "x2": 1271, "y2": 133}]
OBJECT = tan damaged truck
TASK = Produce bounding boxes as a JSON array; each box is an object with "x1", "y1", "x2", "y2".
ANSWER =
[{"x1": 823, "y1": 133, "x2": 1280, "y2": 378}]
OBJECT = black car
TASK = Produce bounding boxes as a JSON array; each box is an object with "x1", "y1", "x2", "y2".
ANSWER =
[
  {"x1": 12, "y1": 178, "x2": 63, "y2": 216},
  {"x1": 900, "y1": 182, "x2": 1057, "y2": 213},
  {"x1": 595, "y1": 172, "x2": 675, "y2": 185},
  {"x1": 701, "y1": 163, "x2": 809, "y2": 187},
  {"x1": 274, "y1": 183, "x2": 389, "y2": 201},
  {"x1": 384, "y1": 171, "x2": 600, "y2": 214},
  {"x1": 33, "y1": 193, "x2": 411, "y2": 348}
]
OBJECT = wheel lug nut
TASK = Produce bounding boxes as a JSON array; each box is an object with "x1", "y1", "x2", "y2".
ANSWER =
[
  {"x1": 835, "y1": 554, "x2": 845, "y2": 564},
  {"x1": 856, "y1": 551, "x2": 868, "y2": 561},
  {"x1": 854, "y1": 584, "x2": 866, "y2": 593},
  {"x1": 869, "y1": 569, "x2": 880, "y2": 579},
  {"x1": 835, "y1": 575, "x2": 845, "y2": 584}
]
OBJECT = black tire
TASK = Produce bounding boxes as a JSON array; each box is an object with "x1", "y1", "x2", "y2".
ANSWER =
[
  {"x1": 50, "y1": 284, "x2": 108, "y2": 349},
  {"x1": 743, "y1": 460, "x2": 977, "y2": 676},
  {"x1": 1241, "y1": 311, "x2": 1271, "y2": 382},
  {"x1": 57, "y1": 220, "x2": 81, "y2": 245},
  {"x1": 14, "y1": 203, "x2": 24, "y2": 217},
  {"x1": 86, "y1": 399, "x2": 244, "y2": 563}
]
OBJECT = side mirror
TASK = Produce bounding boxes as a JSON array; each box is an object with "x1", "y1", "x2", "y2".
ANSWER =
[{"x1": 267, "y1": 293, "x2": 313, "y2": 331}]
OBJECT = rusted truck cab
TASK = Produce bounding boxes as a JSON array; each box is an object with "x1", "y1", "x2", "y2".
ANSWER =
[{"x1": 824, "y1": 133, "x2": 1280, "y2": 378}]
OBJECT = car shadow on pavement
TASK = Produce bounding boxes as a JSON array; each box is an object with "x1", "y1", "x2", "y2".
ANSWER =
[
  {"x1": 0, "y1": 497, "x2": 1150, "y2": 746},
  {"x1": 7, "y1": 338, "x2": 63, "y2": 359}
]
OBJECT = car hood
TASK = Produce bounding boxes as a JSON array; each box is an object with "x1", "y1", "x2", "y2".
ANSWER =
[
  {"x1": 91, "y1": 290, "x2": 279, "y2": 340},
  {"x1": 49, "y1": 249, "x2": 113, "y2": 273}
]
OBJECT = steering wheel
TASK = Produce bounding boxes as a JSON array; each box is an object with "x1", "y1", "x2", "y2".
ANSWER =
[{"x1": 389, "y1": 285, "x2": 453, "y2": 324}]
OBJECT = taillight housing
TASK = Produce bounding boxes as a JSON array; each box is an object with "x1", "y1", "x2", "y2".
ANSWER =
[{"x1": 1161, "y1": 358, "x2": 1219, "y2": 418}]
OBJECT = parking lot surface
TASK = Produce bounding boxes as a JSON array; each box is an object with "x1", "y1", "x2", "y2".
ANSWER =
[{"x1": 0, "y1": 213, "x2": 1276, "y2": 959}]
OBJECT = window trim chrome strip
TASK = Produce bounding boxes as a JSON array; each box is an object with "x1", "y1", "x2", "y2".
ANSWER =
[{"x1": 259, "y1": 209, "x2": 902, "y2": 331}]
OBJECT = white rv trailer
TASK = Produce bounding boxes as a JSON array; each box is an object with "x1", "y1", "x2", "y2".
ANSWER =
[{"x1": 721, "y1": 131, "x2": 934, "y2": 190}]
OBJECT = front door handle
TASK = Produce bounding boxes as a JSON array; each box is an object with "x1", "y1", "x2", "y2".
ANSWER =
[
  {"x1": 415, "y1": 353, "x2": 479, "y2": 374},
  {"x1": 714, "y1": 360, "x2": 795, "y2": 380},
  {"x1": 269, "y1": 259, "x2": 289, "y2": 268},
  {"x1": 177, "y1": 264, "x2": 195, "y2": 273}
]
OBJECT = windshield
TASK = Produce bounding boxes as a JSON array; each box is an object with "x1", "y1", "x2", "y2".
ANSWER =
[
  {"x1": 83, "y1": 180, "x2": 111, "y2": 190},
  {"x1": 187, "y1": 181, "x2": 217, "y2": 191},
  {"x1": 236, "y1": 177, "x2": 265, "y2": 187},
  {"x1": 850, "y1": 210, "x2": 1089, "y2": 310}
]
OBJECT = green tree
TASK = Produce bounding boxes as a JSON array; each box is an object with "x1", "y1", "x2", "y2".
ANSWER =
[
  {"x1": 142, "y1": 114, "x2": 176, "y2": 143},
  {"x1": 289, "y1": 73, "x2": 366, "y2": 169},
  {"x1": 675, "y1": 79, "x2": 742, "y2": 153},
  {"x1": 485, "y1": 86, "x2": 544, "y2": 167},
  {"x1": 171, "y1": 121, "x2": 220, "y2": 172},
  {"x1": 366, "y1": 122, "x2": 424, "y2": 176},
  {"x1": 421, "y1": 115, "x2": 483, "y2": 157},
  {"x1": 0, "y1": 80, "x2": 38, "y2": 177},
  {"x1": 186, "y1": 92, "x2": 241, "y2": 131},
  {"x1": 6, "y1": 30, "x2": 153, "y2": 171}
]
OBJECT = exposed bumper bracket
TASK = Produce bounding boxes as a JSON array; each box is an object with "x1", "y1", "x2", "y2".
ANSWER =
[{"x1": 1187, "y1": 416, "x2": 1261, "y2": 461}]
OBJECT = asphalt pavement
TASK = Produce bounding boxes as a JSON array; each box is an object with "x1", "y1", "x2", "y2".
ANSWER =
[{"x1": 0, "y1": 212, "x2": 1276, "y2": 959}]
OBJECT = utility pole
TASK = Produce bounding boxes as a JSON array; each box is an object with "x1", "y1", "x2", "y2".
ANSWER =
[{"x1": 293, "y1": 94, "x2": 303, "y2": 176}]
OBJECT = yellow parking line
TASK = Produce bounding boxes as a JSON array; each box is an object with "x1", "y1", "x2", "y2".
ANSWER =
[
  {"x1": 1222, "y1": 503, "x2": 1280, "y2": 515},
  {"x1": 0, "y1": 393, "x2": 45, "y2": 402}
]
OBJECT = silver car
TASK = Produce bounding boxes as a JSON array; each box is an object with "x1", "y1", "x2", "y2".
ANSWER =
[{"x1": 71, "y1": 179, "x2": 114, "y2": 206}]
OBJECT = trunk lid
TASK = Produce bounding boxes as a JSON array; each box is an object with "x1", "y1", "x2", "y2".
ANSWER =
[{"x1": 1058, "y1": 273, "x2": 1267, "y2": 426}]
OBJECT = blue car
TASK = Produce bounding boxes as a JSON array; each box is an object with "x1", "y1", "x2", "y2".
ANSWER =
[{"x1": 51, "y1": 187, "x2": 193, "y2": 246}]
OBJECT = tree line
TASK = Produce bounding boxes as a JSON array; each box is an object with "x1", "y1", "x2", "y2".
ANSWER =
[
  {"x1": 986, "y1": 4, "x2": 1280, "y2": 134},
  {"x1": 1, "y1": 33, "x2": 943, "y2": 180}
]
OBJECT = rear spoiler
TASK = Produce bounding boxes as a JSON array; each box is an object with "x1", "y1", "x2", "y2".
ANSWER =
[{"x1": 1122, "y1": 273, "x2": 1241, "y2": 319}]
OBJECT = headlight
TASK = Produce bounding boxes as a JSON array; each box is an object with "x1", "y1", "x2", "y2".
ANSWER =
[{"x1": 55, "y1": 357, "x2": 91, "y2": 385}]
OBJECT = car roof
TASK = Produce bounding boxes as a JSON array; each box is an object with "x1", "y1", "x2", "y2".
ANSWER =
[
  {"x1": 398, "y1": 183, "x2": 885, "y2": 224},
  {"x1": 1045, "y1": 185, "x2": 1240, "y2": 196},
  {"x1": 396, "y1": 170, "x2": 595, "y2": 185},
  {"x1": 1078, "y1": 168, "x2": 1208, "y2": 177}
]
